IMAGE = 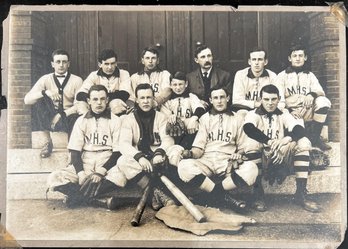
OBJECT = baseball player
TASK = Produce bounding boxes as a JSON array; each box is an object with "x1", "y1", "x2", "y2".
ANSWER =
[
  {"x1": 117, "y1": 83, "x2": 181, "y2": 210},
  {"x1": 24, "y1": 49, "x2": 83, "y2": 158},
  {"x1": 232, "y1": 47, "x2": 284, "y2": 112},
  {"x1": 130, "y1": 46, "x2": 172, "y2": 108},
  {"x1": 160, "y1": 71, "x2": 206, "y2": 149},
  {"x1": 177, "y1": 86, "x2": 259, "y2": 212},
  {"x1": 47, "y1": 85, "x2": 122, "y2": 209},
  {"x1": 243, "y1": 84, "x2": 320, "y2": 213},
  {"x1": 76, "y1": 49, "x2": 132, "y2": 116},
  {"x1": 276, "y1": 44, "x2": 331, "y2": 151}
]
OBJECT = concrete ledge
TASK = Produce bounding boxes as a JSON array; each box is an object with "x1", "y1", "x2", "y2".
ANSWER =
[
  {"x1": 32, "y1": 131, "x2": 68, "y2": 149},
  {"x1": 7, "y1": 167, "x2": 341, "y2": 200},
  {"x1": 8, "y1": 149, "x2": 69, "y2": 173}
]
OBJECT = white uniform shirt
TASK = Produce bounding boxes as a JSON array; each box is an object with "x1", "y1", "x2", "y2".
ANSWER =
[
  {"x1": 78, "y1": 68, "x2": 132, "y2": 95},
  {"x1": 244, "y1": 108, "x2": 298, "y2": 140},
  {"x1": 276, "y1": 68, "x2": 325, "y2": 109},
  {"x1": 193, "y1": 111, "x2": 245, "y2": 155},
  {"x1": 130, "y1": 70, "x2": 171, "y2": 101},
  {"x1": 160, "y1": 93, "x2": 204, "y2": 124},
  {"x1": 232, "y1": 68, "x2": 282, "y2": 109},
  {"x1": 68, "y1": 110, "x2": 121, "y2": 152}
]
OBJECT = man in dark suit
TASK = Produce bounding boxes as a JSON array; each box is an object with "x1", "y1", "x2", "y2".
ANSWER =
[{"x1": 186, "y1": 44, "x2": 232, "y2": 108}]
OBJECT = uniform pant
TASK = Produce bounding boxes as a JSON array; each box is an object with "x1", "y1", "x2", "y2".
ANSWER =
[
  {"x1": 47, "y1": 150, "x2": 120, "y2": 189},
  {"x1": 286, "y1": 95, "x2": 331, "y2": 124},
  {"x1": 245, "y1": 137, "x2": 311, "y2": 180},
  {"x1": 178, "y1": 152, "x2": 258, "y2": 192}
]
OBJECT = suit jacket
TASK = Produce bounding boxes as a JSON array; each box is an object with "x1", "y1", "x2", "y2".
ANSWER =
[{"x1": 186, "y1": 67, "x2": 232, "y2": 101}]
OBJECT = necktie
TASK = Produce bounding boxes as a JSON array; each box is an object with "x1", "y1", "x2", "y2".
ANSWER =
[{"x1": 203, "y1": 72, "x2": 208, "y2": 79}]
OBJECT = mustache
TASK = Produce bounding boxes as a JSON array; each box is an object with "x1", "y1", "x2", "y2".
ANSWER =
[{"x1": 204, "y1": 62, "x2": 211, "y2": 66}]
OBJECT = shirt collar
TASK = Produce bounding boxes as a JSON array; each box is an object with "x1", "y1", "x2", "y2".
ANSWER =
[
  {"x1": 209, "y1": 107, "x2": 234, "y2": 116},
  {"x1": 54, "y1": 72, "x2": 68, "y2": 77},
  {"x1": 201, "y1": 67, "x2": 213, "y2": 77},
  {"x1": 247, "y1": 68, "x2": 269, "y2": 79},
  {"x1": 170, "y1": 88, "x2": 190, "y2": 100},
  {"x1": 85, "y1": 109, "x2": 111, "y2": 119},
  {"x1": 285, "y1": 66, "x2": 310, "y2": 74},
  {"x1": 137, "y1": 66, "x2": 162, "y2": 75},
  {"x1": 255, "y1": 105, "x2": 283, "y2": 116},
  {"x1": 97, "y1": 67, "x2": 120, "y2": 78}
]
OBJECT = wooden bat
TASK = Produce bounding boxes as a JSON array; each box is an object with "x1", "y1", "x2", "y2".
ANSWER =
[
  {"x1": 159, "y1": 175, "x2": 206, "y2": 223},
  {"x1": 130, "y1": 184, "x2": 151, "y2": 227}
]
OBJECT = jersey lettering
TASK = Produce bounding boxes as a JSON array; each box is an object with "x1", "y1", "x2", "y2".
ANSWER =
[
  {"x1": 185, "y1": 109, "x2": 192, "y2": 118},
  {"x1": 152, "y1": 83, "x2": 159, "y2": 93},
  {"x1": 287, "y1": 86, "x2": 307, "y2": 96},
  {"x1": 208, "y1": 130, "x2": 233, "y2": 142},
  {"x1": 245, "y1": 91, "x2": 259, "y2": 100},
  {"x1": 85, "y1": 133, "x2": 109, "y2": 145},
  {"x1": 265, "y1": 129, "x2": 279, "y2": 139},
  {"x1": 177, "y1": 107, "x2": 182, "y2": 117}
]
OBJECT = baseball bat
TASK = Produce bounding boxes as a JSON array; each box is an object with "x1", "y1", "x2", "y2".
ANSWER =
[
  {"x1": 130, "y1": 184, "x2": 151, "y2": 227},
  {"x1": 159, "y1": 175, "x2": 206, "y2": 223}
]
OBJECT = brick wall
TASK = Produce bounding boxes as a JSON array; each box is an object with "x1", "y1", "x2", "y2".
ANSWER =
[
  {"x1": 308, "y1": 12, "x2": 341, "y2": 142},
  {"x1": 8, "y1": 11, "x2": 50, "y2": 148}
]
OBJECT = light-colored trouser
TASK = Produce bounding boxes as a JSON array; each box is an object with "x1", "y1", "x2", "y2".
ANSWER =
[
  {"x1": 47, "y1": 150, "x2": 122, "y2": 189},
  {"x1": 178, "y1": 151, "x2": 258, "y2": 191}
]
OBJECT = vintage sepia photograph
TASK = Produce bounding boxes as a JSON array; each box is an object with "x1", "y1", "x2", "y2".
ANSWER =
[{"x1": 0, "y1": 4, "x2": 346, "y2": 248}]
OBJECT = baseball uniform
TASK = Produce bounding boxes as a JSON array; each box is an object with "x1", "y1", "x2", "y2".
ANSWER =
[
  {"x1": 232, "y1": 68, "x2": 284, "y2": 110},
  {"x1": 130, "y1": 69, "x2": 172, "y2": 105},
  {"x1": 47, "y1": 109, "x2": 123, "y2": 189},
  {"x1": 276, "y1": 67, "x2": 331, "y2": 124},
  {"x1": 178, "y1": 110, "x2": 258, "y2": 193}
]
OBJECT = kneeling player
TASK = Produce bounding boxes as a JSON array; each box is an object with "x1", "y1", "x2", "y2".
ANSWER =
[
  {"x1": 47, "y1": 85, "x2": 122, "y2": 209},
  {"x1": 177, "y1": 86, "x2": 258, "y2": 212},
  {"x1": 243, "y1": 84, "x2": 320, "y2": 213}
]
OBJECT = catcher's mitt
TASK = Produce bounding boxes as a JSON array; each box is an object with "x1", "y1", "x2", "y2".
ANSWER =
[
  {"x1": 80, "y1": 173, "x2": 104, "y2": 198},
  {"x1": 262, "y1": 148, "x2": 290, "y2": 186},
  {"x1": 151, "y1": 155, "x2": 169, "y2": 176},
  {"x1": 165, "y1": 117, "x2": 186, "y2": 137},
  {"x1": 309, "y1": 148, "x2": 330, "y2": 171}
]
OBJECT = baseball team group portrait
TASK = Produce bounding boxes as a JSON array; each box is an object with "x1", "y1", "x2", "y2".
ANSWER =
[{"x1": 3, "y1": 5, "x2": 346, "y2": 247}]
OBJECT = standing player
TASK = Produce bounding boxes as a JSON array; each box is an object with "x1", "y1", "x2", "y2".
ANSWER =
[
  {"x1": 130, "y1": 46, "x2": 172, "y2": 108},
  {"x1": 76, "y1": 49, "x2": 132, "y2": 116},
  {"x1": 160, "y1": 71, "x2": 206, "y2": 149},
  {"x1": 47, "y1": 85, "x2": 122, "y2": 209},
  {"x1": 177, "y1": 86, "x2": 259, "y2": 212},
  {"x1": 117, "y1": 83, "x2": 179, "y2": 209},
  {"x1": 232, "y1": 48, "x2": 283, "y2": 112},
  {"x1": 24, "y1": 49, "x2": 83, "y2": 158},
  {"x1": 276, "y1": 44, "x2": 331, "y2": 150},
  {"x1": 243, "y1": 84, "x2": 320, "y2": 213},
  {"x1": 186, "y1": 44, "x2": 232, "y2": 108}
]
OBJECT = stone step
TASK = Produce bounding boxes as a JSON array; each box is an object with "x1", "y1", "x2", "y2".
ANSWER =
[
  {"x1": 7, "y1": 142, "x2": 341, "y2": 174},
  {"x1": 32, "y1": 131, "x2": 68, "y2": 149},
  {"x1": 7, "y1": 166, "x2": 341, "y2": 200},
  {"x1": 8, "y1": 149, "x2": 69, "y2": 173}
]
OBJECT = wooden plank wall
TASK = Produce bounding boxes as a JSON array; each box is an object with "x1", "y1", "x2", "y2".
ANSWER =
[{"x1": 44, "y1": 11, "x2": 310, "y2": 81}]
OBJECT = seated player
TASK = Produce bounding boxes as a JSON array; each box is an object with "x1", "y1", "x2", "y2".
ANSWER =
[
  {"x1": 177, "y1": 86, "x2": 259, "y2": 212},
  {"x1": 243, "y1": 84, "x2": 320, "y2": 213},
  {"x1": 76, "y1": 49, "x2": 132, "y2": 116},
  {"x1": 47, "y1": 85, "x2": 122, "y2": 209},
  {"x1": 160, "y1": 71, "x2": 206, "y2": 149},
  {"x1": 276, "y1": 44, "x2": 331, "y2": 150}
]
